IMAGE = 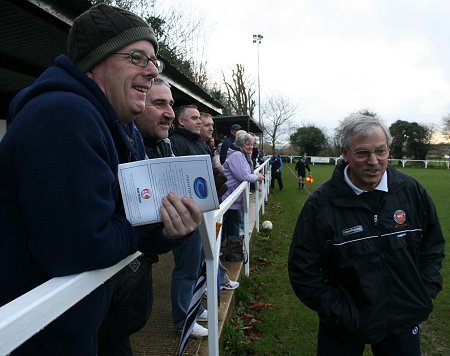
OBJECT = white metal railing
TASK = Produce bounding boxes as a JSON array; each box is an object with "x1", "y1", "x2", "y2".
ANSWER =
[
  {"x1": 200, "y1": 158, "x2": 270, "y2": 355},
  {"x1": 0, "y1": 251, "x2": 141, "y2": 355},
  {"x1": 0, "y1": 158, "x2": 271, "y2": 356},
  {"x1": 287, "y1": 155, "x2": 450, "y2": 169}
]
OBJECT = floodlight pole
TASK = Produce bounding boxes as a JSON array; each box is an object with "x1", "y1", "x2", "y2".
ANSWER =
[{"x1": 253, "y1": 34, "x2": 263, "y2": 153}]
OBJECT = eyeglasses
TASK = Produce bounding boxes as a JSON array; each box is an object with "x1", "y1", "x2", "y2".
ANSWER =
[
  {"x1": 351, "y1": 148, "x2": 390, "y2": 160},
  {"x1": 111, "y1": 51, "x2": 164, "y2": 73}
]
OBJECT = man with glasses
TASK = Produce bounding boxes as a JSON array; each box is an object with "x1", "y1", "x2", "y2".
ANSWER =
[
  {"x1": 98, "y1": 77, "x2": 180, "y2": 355},
  {"x1": 0, "y1": 4, "x2": 201, "y2": 354},
  {"x1": 288, "y1": 114, "x2": 444, "y2": 356}
]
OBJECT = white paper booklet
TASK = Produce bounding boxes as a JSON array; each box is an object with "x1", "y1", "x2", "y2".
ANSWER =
[{"x1": 118, "y1": 154, "x2": 219, "y2": 226}]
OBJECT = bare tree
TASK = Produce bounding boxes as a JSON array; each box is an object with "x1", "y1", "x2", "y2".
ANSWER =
[
  {"x1": 442, "y1": 114, "x2": 450, "y2": 141},
  {"x1": 222, "y1": 64, "x2": 256, "y2": 116},
  {"x1": 93, "y1": 0, "x2": 212, "y2": 89},
  {"x1": 91, "y1": 0, "x2": 153, "y2": 18},
  {"x1": 261, "y1": 95, "x2": 297, "y2": 153}
]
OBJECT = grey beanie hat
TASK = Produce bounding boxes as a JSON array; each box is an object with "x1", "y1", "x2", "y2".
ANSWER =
[{"x1": 67, "y1": 4, "x2": 158, "y2": 72}]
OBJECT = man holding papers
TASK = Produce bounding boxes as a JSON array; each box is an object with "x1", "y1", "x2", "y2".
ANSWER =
[{"x1": 0, "y1": 5, "x2": 201, "y2": 355}]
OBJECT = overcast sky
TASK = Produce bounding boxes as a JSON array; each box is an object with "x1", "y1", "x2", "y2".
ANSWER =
[{"x1": 157, "y1": 0, "x2": 450, "y2": 136}]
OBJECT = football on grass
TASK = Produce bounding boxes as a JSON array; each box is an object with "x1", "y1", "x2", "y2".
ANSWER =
[{"x1": 261, "y1": 220, "x2": 273, "y2": 230}]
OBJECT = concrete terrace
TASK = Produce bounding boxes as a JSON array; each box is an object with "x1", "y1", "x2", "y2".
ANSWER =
[{"x1": 131, "y1": 195, "x2": 260, "y2": 355}]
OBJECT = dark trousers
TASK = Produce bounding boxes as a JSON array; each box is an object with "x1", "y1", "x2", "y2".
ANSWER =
[
  {"x1": 270, "y1": 173, "x2": 283, "y2": 190},
  {"x1": 317, "y1": 322, "x2": 421, "y2": 356},
  {"x1": 98, "y1": 336, "x2": 133, "y2": 356}
]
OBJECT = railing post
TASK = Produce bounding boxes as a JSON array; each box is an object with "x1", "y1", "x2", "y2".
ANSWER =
[
  {"x1": 198, "y1": 211, "x2": 219, "y2": 356},
  {"x1": 255, "y1": 180, "x2": 260, "y2": 232},
  {"x1": 242, "y1": 182, "x2": 250, "y2": 276}
]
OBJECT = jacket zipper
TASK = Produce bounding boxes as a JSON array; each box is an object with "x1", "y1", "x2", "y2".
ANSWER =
[{"x1": 374, "y1": 210, "x2": 391, "y2": 333}]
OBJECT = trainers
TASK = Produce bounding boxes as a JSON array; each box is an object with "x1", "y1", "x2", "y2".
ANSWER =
[
  {"x1": 197, "y1": 309, "x2": 208, "y2": 322},
  {"x1": 221, "y1": 280, "x2": 239, "y2": 290},
  {"x1": 191, "y1": 322, "x2": 208, "y2": 338}
]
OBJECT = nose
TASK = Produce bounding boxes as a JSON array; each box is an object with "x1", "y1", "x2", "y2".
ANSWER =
[
  {"x1": 367, "y1": 151, "x2": 379, "y2": 164},
  {"x1": 143, "y1": 62, "x2": 159, "y2": 80},
  {"x1": 166, "y1": 108, "x2": 175, "y2": 120}
]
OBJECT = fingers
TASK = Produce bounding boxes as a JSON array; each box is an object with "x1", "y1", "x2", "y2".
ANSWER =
[{"x1": 160, "y1": 193, "x2": 202, "y2": 239}]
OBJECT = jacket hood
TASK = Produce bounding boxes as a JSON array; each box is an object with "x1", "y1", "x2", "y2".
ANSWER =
[
  {"x1": 9, "y1": 55, "x2": 142, "y2": 162},
  {"x1": 226, "y1": 146, "x2": 241, "y2": 158},
  {"x1": 10, "y1": 55, "x2": 117, "y2": 129}
]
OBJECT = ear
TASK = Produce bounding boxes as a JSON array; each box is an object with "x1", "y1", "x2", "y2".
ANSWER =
[{"x1": 341, "y1": 147, "x2": 349, "y2": 162}]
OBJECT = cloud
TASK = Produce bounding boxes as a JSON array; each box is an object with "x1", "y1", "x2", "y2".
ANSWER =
[{"x1": 161, "y1": 0, "x2": 450, "y2": 131}]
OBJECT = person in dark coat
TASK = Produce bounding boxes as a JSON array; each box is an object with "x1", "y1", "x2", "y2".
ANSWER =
[
  {"x1": 295, "y1": 153, "x2": 311, "y2": 189},
  {"x1": 269, "y1": 153, "x2": 284, "y2": 191},
  {"x1": 0, "y1": 4, "x2": 202, "y2": 355},
  {"x1": 288, "y1": 114, "x2": 445, "y2": 356},
  {"x1": 220, "y1": 123, "x2": 241, "y2": 164},
  {"x1": 169, "y1": 105, "x2": 211, "y2": 338}
]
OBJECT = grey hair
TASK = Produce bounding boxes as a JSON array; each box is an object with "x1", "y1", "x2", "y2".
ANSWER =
[
  {"x1": 153, "y1": 76, "x2": 171, "y2": 88},
  {"x1": 234, "y1": 132, "x2": 254, "y2": 148},
  {"x1": 339, "y1": 114, "x2": 392, "y2": 148}
]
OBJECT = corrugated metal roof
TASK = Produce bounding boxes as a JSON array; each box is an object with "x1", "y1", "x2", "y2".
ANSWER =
[{"x1": 0, "y1": 0, "x2": 223, "y2": 119}]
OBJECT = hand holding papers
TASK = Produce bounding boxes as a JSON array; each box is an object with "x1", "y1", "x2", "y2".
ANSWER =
[{"x1": 118, "y1": 155, "x2": 219, "y2": 226}]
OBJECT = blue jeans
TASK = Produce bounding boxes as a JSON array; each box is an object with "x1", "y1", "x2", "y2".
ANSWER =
[
  {"x1": 171, "y1": 230, "x2": 205, "y2": 331},
  {"x1": 222, "y1": 209, "x2": 242, "y2": 240}
]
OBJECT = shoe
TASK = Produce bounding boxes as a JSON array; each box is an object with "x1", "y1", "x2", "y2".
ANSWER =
[
  {"x1": 197, "y1": 309, "x2": 208, "y2": 322},
  {"x1": 191, "y1": 322, "x2": 208, "y2": 338},
  {"x1": 221, "y1": 280, "x2": 239, "y2": 290}
]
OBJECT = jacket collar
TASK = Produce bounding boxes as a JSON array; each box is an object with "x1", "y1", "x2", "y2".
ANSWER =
[
  {"x1": 327, "y1": 163, "x2": 405, "y2": 208},
  {"x1": 174, "y1": 126, "x2": 201, "y2": 141}
]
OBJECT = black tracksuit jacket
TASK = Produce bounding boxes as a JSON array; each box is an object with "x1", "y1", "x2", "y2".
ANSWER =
[{"x1": 288, "y1": 163, "x2": 445, "y2": 343}]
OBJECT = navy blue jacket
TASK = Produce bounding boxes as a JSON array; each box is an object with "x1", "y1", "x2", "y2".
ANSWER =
[{"x1": 0, "y1": 55, "x2": 180, "y2": 355}]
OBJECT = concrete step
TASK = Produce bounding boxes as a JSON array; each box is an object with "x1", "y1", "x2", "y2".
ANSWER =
[{"x1": 131, "y1": 195, "x2": 258, "y2": 355}]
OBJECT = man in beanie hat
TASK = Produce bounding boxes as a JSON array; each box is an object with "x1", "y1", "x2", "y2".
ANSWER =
[{"x1": 0, "y1": 4, "x2": 201, "y2": 355}]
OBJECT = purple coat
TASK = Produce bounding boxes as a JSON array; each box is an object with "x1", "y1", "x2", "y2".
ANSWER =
[{"x1": 221, "y1": 148, "x2": 260, "y2": 210}]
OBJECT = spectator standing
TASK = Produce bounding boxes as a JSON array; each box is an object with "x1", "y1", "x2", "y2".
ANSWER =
[
  {"x1": 251, "y1": 138, "x2": 259, "y2": 168},
  {"x1": 220, "y1": 123, "x2": 241, "y2": 164},
  {"x1": 295, "y1": 153, "x2": 311, "y2": 189},
  {"x1": 98, "y1": 77, "x2": 180, "y2": 355},
  {"x1": 0, "y1": 4, "x2": 201, "y2": 354},
  {"x1": 199, "y1": 112, "x2": 239, "y2": 290},
  {"x1": 135, "y1": 77, "x2": 176, "y2": 159},
  {"x1": 288, "y1": 114, "x2": 445, "y2": 356},
  {"x1": 169, "y1": 105, "x2": 211, "y2": 337},
  {"x1": 221, "y1": 133, "x2": 264, "y2": 261},
  {"x1": 269, "y1": 153, "x2": 284, "y2": 191}
]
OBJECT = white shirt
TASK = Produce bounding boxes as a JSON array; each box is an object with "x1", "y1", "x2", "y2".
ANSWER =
[{"x1": 343, "y1": 165, "x2": 388, "y2": 195}]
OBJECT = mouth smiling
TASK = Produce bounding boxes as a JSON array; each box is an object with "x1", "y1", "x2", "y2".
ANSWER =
[
  {"x1": 132, "y1": 85, "x2": 149, "y2": 94},
  {"x1": 364, "y1": 168, "x2": 380, "y2": 176}
]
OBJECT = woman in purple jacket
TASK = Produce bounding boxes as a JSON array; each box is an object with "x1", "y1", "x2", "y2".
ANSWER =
[{"x1": 221, "y1": 132, "x2": 264, "y2": 261}]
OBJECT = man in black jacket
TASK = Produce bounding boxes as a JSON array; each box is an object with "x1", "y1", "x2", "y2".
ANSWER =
[
  {"x1": 169, "y1": 105, "x2": 212, "y2": 337},
  {"x1": 288, "y1": 114, "x2": 445, "y2": 356},
  {"x1": 220, "y1": 123, "x2": 241, "y2": 164}
]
